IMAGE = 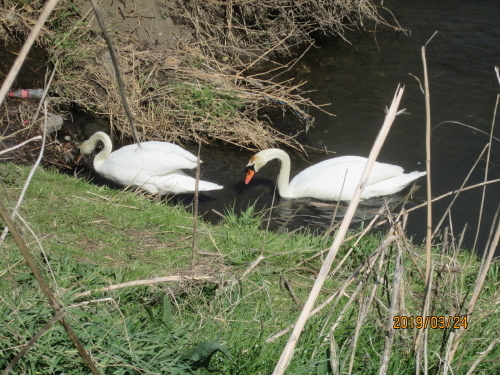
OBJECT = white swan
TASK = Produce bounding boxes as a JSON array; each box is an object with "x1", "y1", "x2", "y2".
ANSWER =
[
  {"x1": 245, "y1": 149, "x2": 426, "y2": 201},
  {"x1": 79, "y1": 131, "x2": 223, "y2": 195}
]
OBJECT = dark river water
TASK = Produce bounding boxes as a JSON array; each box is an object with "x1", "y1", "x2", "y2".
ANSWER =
[
  {"x1": 188, "y1": 0, "x2": 500, "y2": 255},
  {"x1": 4, "y1": 0, "x2": 500, "y2": 255}
]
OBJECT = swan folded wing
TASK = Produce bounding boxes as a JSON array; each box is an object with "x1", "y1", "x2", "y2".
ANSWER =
[
  {"x1": 109, "y1": 148, "x2": 198, "y2": 174},
  {"x1": 145, "y1": 173, "x2": 223, "y2": 195},
  {"x1": 289, "y1": 159, "x2": 405, "y2": 200},
  {"x1": 137, "y1": 142, "x2": 199, "y2": 163},
  {"x1": 362, "y1": 171, "x2": 426, "y2": 199},
  {"x1": 97, "y1": 150, "x2": 197, "y2": 188}
]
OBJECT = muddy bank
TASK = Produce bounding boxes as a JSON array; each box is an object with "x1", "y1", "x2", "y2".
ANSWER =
[{"x1": 0, "y1": 0, "x2": 398, "y2": 156}]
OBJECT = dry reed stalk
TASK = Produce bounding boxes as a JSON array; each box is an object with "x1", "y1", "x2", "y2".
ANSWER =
[
  {"x1": 239, "y1": 255, "x2": 265, "y2": 281},
  {"x1": 473, "y1": 92, "x2": 499, "y2": 250},
  {"x1": 272, "y1": 86, "x2": 405, "y2": 375},
  {"x1": 73, "y1": 275, "x2": 214, "y2": 299},
  {"x1": 326, "y1": 207, "x2": 385, "y2": 275},
  {"x1": 378, "y1": 231, "x2": 403, "y2": 375},
  {"x1": 414, "y1": 261, "x2": 434, "y2": 375},
  {"x1": 482, "y1": 193, "x2": 500, "y2": 253},
  {"x1": 89, "y1": 0, "x2": 141, "y2": 147},
  {"x1": 464, "y1": 339, "x2": 499, "y2": 375},
  {"x1": 329, "y1": 329, "x2": 340, "y2": 375},
  {"x1": 66, "y1": 297, "x2": 114, "y2": 308},
  {"x1": 329, "y1": 281, "x2": 365, "y2": 337},
  {"x1": 472, "y1": 66, "x2": 500, "y2": 250},
  {"x1": 191, "y1": 140, "x2": 202, "y2": 270},
  {"x1": 347, "y1": 273, "x2": 380, "y2": 375},
  {"x1": 402, "y1": 177, "x2": 500, "y2": 216},
  {"x1": 266, "y1": 233, "x2": 396, "y2": 345},
  {"x1": 319, "y1": 232, "x2": 394, "y2": 337},
  {"x1": 446, "y1": 204, "x2": 500, "y2": 367},
  {"x1": 442, "y1": 329, "x2": 455, "y2": 375},
  {"x1": 2, "y1": 309, "x2": 66, "y2": 375},
  {"x1": 0, "y1": 198, "x2": 100, "y2": 374},
  {"x1": 322, "y1": 169, "x2": 348, "y2": 239},
  {"x1": 12, "y1": 210, "x2": 59, "y2": 293},
  {"x1": 261, "y1": 182, "x2": 278, "y2": 252},
  {"x1": 421, "y1": 42, "x2": 433, "y2": 286},
  {"x1": 295, "y1": 204, "x2": 385, "y2": 272}
]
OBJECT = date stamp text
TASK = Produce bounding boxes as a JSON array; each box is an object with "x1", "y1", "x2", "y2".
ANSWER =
[{"x1": 393, "y1": 316, "x2": 468, "y2": 329}]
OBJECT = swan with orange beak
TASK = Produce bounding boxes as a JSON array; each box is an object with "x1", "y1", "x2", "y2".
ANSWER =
[{"x1": 245, "y1": 148, "x2": 425, "y2": 201}]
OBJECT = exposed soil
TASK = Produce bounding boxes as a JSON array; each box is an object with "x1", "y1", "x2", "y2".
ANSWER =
[{"x1": 76, "y1": 0, "x2": 192, "y2": 51}]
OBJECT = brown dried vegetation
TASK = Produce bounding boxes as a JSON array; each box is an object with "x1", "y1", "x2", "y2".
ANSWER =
[{"x1": 0, "y1": 0, "x2": 397, "y2": 150}]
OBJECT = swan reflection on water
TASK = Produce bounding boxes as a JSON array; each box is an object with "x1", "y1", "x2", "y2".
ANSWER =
[{"x1": 263, "y1": 191, "x2": 420, "y2": 233}]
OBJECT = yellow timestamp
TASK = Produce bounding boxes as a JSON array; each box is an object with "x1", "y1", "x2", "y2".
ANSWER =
[{"x1": 393, "y1": 316, "x2": 468, "y2": 329}]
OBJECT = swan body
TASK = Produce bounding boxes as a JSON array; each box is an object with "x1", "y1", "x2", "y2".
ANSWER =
[
  {"x1": 80, "y1": 131, "x2": 223, "y2": 195},
  {"x1": 245, "y1": 149, "x2": 425, "y2": 201}
]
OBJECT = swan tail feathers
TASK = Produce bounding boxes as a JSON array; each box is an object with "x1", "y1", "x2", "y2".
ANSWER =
[{"x1": 197, "y1": 181, "x2": 224, "y2": 191}]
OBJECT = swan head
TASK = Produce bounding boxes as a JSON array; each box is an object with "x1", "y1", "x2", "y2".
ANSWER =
[
  {"x1": 245, "y1": 149, "x2": 285, "y2": 184},
  {"x1": 78, "y1": 131, "x2": 113, "y2": 169},
  {"x1": 80, "y1": 131, "x2": 111, "y2": 155}
]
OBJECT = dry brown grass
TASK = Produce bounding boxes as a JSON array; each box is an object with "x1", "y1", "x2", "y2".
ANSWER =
[
  {"x1": 50, "y1": 38, "x2": 322, "y2": 150},
  {"x1": 0, "y1": 0, "x2": 396, "y2": 150},
  {"x1": 179, "y1": 0, "x2": 396, "y2": 67}
]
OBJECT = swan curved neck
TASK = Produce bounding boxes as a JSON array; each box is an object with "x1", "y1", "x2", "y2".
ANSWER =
[
  {"x1": 261, "y1": 149, "x2": 293, "y2": 197},
  {"x1": 81, "y1": 132, "x2": 113, "y2": 170}
]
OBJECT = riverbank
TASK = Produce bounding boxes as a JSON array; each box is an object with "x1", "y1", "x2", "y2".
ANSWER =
[
  {"x1": 1, "y1": 163, "x2": 498, "y2": 373},
  {"x1": 0, "y1": 0, "x2": 399, "y2": 154}
]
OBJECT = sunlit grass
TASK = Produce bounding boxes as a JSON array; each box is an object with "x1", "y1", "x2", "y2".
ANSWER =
[{"x1": 1, "y1": 163, "x2": 499, "y2": 374}]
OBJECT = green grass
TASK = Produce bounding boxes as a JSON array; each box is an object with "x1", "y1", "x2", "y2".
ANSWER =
[
  {"x1": 173, "y1": 84, "x2": 244, "y2": 122},
  {"x1": 0, "y1": 163, "x2": 499, "y2": 374}
]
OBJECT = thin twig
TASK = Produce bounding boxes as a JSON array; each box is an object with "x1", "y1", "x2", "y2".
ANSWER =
[
  {"x1": 0, "y1": 64, "x2": 57, "y2": 245},
  {"x1": 0, "y1": 0, "x2": 61, "y2": 108},
  {"x1": 191, "y1": 140, "x2": 202, "y2": 270},
  {"x1": 402, "y1": 177, "x2": 500, "y2": 215},
  {"x1": 322, "y1": 169, "x2": 348, "y2": 239},
  {"x1": 0, "y1": 136, "x2": 42, "y2": 155},
  {"x1": 473, "y1": 92, "x2": 499, "y2": 251},
  {"x1": 464, "y1": 339, "x2": 499, "y2": 375},
  {"x1": 0, "y1": 101, "x2": 48, "y2": 245},
  {"x1": 432, "y1": 143, "x2": 490, "y2": 239},
  {"x1": 239, "y1": 255, "x2": 265, "y2": 281},
  {"x1": 73, "y1": 275, "x2": 214, "y2": 298},
  {"x1": 89, "y1": 0, "x2": 141, "y2": 147}
]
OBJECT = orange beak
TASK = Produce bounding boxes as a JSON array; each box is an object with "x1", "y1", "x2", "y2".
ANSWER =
[{"x1": 245, "y1": 168, "x2": 255, "y2": 184}]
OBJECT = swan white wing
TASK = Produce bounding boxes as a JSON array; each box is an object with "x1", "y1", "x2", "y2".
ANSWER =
[
  {"x1": 144, "y1": 172, "x2": 223, "y2": 195},
  {"x1": 96, "y1": 150, "x2": 198, "y2": 190},
  {"x1": 107, "y1": 147, "x2": 198, "y2": 174},
  {"x1": 288, "y1": 156, "x2": 405, "y2": 201},
  {"x1": 135, "y1": 142, "x2": 199, "y2": 163},
  {"x1": 362, "y1": 171, "x2": 426, "y2": 199}
]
